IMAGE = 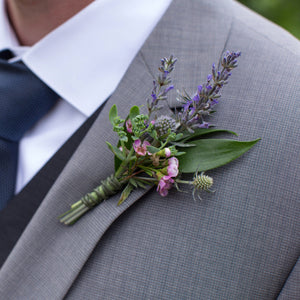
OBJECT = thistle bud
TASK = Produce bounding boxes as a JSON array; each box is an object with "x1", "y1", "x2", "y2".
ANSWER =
[
  {"x1": 192, "y1": 172, "x2": 213, "y2": 191},
  {"x1": 155, "y1": 115, "x2": 176, "y2": 137}
]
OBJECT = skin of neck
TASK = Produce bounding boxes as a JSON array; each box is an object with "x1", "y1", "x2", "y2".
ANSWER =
[{"x1": 5, "y1": 0, "x2": 94, "y2": 46}]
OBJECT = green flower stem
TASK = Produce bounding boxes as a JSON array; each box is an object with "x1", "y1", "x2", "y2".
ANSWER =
[
  {"x1": 175, "y1": 179, "x2": 193, "y2": 185},
  {"x1": 115, "y1": 147, "x2": 135, "y2": 179},
  {"x1": 134, "y1": 176, "x2": 157, "y2": 182},
  {"x1": 59, "y1": 174, "x2": 123, "y2": 225},
  {"x1": 60, "y1": 147, "x2": 137, "y2": 225}
]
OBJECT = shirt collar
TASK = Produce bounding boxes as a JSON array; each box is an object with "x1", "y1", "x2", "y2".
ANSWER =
[{"x1": 0, "y1": 0, "x2": 172, "y2": 116}]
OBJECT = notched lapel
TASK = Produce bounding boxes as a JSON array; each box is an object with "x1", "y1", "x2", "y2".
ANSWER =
[
  {"x1": 0, "y1": 0, "x2": 233, "y2": 298},
  {"x1": 0, "y1": 52, "x2": 154, "y2": 300}
]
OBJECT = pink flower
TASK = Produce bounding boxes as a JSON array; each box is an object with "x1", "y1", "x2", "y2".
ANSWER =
[
  {"x1": 157, "y1": 175, "x2": 174, "y2": 197},
  {"x1": 165, "y1": 148, "x2": 171, "y2": 158},
  {"x1": 126, "y1": 119, "x2": 133, "y2": 133},
  {"x1": 156, "y1": 147, "x2": 172, "y2": 157},
  {"x1": 167, "y1": 157, "x2": 179, "y2": 177},
  {"x1": 133, "y1": 139, "x2": 151, "y2": 156}
]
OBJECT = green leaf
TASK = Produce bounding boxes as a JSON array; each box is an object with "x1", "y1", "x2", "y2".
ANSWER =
[
  {"x1": 146, "y1": 145, "x2": 160, "y2": 154},
  {"x1": 129, "y1": 178, "x2": 138, "y2": 188},
  {"x1": 106, "y1": 142, "x2": 125, "y2": 161},
  {"x1": 119, "y1": 135, "x2": 128, "y2": 142},
  {"x1": 175, "y1": 151, "x2": 186, "y2": 157},
  {"x1": 118, "y1": 183, "x2": 134, "y2": 205},
  {"x1": 136, "y1": 181, "x2": 147, "y2": 189},
  {"x1": 139, "y1": 166, "x2": 154, "y2": 176},
  {"x1": 180, "y1": 128, "x2": 238, "y2": 142},
  {"x1": 129, "y1": 106, "x2": 140, "y2": 120},
  {"x1": 174, "y1": 133, "x2": 184, "y2": 141},
  {"x1": 109, "y1": 104, "x2": 118, "y2": 125},
  {"x1": 170, "y1": 142, "x2": 196, "y2": 147},
  {"x1": 178, "y1": 138, "x2": 260, "y2": 173},
  {"x1": 114, "y1": 156, "x2": 122, "y2": 173}
]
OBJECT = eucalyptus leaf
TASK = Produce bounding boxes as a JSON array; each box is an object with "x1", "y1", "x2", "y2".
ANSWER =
[
  {"x1": 109, "y1": 104, "x2": 118, "y2": 125},
  {"x1": 178, "y1": 138, "x2": 260, "y2": 173}
]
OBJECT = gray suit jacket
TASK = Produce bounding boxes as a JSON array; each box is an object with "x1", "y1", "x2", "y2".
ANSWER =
[{"x1": 0, "y1": 0, "x2": 299, "y2": 298}]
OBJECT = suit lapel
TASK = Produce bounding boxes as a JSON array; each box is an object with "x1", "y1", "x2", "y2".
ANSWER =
[
  {"x1": 0, "y1": 0, "x2": 233, "y2": 298},
  {"x1": 0, "y1": 105, "x2": 103, "y2": 268}
]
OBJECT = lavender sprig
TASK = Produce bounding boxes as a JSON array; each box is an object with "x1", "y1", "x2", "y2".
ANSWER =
[
  {"x1": 176, "y1": 51, "x2": 241, "y2": 133},
  {"x1": 147, "y1": 55, "x2": 177, "y2": 118}
]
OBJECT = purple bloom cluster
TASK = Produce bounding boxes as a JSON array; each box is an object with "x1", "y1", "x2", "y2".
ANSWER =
[
  {"x1": 177, "y1": 51, "x2": 241, "y2": 133},
  {"x1": 157, "y1": 157, "x2": 179, "y2": 196},
  {"x1": 147, "y1": 56, "x2": 177, "y2": 117}
]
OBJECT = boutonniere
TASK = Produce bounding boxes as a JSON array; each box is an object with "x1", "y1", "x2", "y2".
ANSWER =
[{"x1": 60, "y1": 51, "x2": 260, "y2": 225}]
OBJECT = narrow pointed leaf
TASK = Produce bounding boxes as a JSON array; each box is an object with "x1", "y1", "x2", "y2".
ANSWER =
[
  {"x1": 178, "y1": 138, "x2": 260, "y2": 173},
  {"x1": 170, "y1": 142, "x2": 196, "y2": 147},
  {"x1": 118, "y1": 183, "x2": 134, "y2": 205},
  {"x1": 129, "y1": 178, "x2": 138, "y2": 188},
  {"x1": 136, "y1": 181, "x2": 147, "y2": 189},
  {"x1": 106, "y1": 142, "x2": 125, "y2": 161},
  {"x1": 180, "y1": 128, "x2": 238, "y2": 142},
  {"x1": 114, "y1": 156, "x2": 122, "y2": 173}
]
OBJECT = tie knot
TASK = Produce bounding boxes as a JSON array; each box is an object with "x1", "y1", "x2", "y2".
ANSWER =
[{"x1": 0, "y1": 52, "x2": 59, "y2": 141}]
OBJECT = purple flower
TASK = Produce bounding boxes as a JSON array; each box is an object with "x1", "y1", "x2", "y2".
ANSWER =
[
  {"x1": 167, "y1": 157, "x2": 179, "y2": 177},
  {"x1": 198, "y1": 122, "x2": 210, "y2": 129},
  {"x1": 183, "y1": 101, "x2": 192, "y2": 112},
  {"x1": 157, "y1": 175, "x2": 174, "y2": 197},
  {"x1": 193, "y1": 94, "x2": 200, "y2": 102},
  {"x1": 164, "y1": 85, "x2": 174, "y2": 94},
  {"x1": 211, "y1": 99, "x2": 219, "y2": 105},
  {"x1": 151, "y1": 92, "x2": 157, "y2": 102},
  {"x1": 133, "y1": 140, "x2": 151, "y2": 156},
  {"x1": 126, "y1": 119, "x2": 133, "y2": 133}
]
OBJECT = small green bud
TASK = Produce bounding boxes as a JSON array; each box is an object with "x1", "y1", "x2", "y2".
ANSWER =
[{"x1": 193, "y1": 172, "x2": 213, "y2": 191}]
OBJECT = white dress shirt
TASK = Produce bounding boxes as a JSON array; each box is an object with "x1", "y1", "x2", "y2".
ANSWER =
[{"x1": 0, "y1": 0, "x2": 172, "y2": 193}]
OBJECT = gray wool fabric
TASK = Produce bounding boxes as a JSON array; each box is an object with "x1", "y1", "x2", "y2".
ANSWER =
[{"x1": 0, "y1": 0, "x2": 299, "y2": 299}]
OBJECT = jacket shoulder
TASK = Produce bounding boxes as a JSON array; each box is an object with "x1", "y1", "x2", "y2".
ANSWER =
[{"x1": 231, "y1": 0, "x2": 300, "y2": 57}]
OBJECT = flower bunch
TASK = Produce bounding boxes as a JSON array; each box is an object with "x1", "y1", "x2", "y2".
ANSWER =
[{"x1": 60, "y1": 51, "x2": 260, "y2": 225}]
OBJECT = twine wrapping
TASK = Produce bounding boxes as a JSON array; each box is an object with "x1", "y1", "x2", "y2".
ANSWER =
[
  {"x1": 81, "y1": 175, "x2": 122, "y2": 208},
  {"x1": 59, "y1": 175, "x2": 123, "y2": 225}
]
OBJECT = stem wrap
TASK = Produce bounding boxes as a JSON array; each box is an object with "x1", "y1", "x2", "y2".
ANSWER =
[
  {"x1": 59, "y1": 174, "x2": 122, "y2": 225},
  {"x1": 82, "y1": 175, "x2": 122, "y2": 208}
]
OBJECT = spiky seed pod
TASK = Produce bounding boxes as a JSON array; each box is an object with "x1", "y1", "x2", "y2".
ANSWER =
[
  {"x1": 192, "y1": 172, "x2": 213, "y2": 191},
  {"x1": 155, "y1": 115, "x2": 176, "y2": 137}
]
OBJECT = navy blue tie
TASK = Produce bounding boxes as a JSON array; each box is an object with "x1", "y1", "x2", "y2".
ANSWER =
[{"x1": 0, "y1": 49, "x2": 59, "y2": 210}]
